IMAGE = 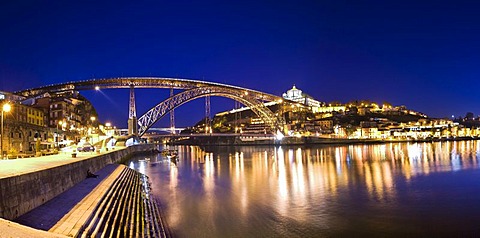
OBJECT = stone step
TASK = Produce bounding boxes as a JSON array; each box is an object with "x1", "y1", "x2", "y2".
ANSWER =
[
  {"x1": 49, "y1": 164, "x2": 170, "y2": 238},
  {"x1": 48, "y1": 165, "x2": 126, "y2": 237},
  {"x1": 99, "y1": 168, "x2": 131, "y2": 236},
  {"x1": 112, "y1": 169, "x2": 135, "y2": 238},
  {"x1": 106, "y1": 168, "x2": 136, "y2": 237},
  {"x1": 80, "y1": 166, "x2": 130, "y2": 237}
]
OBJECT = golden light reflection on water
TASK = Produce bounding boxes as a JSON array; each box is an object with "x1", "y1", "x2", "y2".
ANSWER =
[
  {"x1": 167, "y1": 160, "x2": 180, "y2": 227},
  {"x1": 220, "y1": 141, "x2": 480, "y2": 209},
  {"x1": 151, "y1": 141, "x2": 480, "y2": 237}
]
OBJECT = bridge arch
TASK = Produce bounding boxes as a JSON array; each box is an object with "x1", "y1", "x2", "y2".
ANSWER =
[
  {"x1": 137, "y1": 86, "x2": 282, "y2": 136},
  {"x1": 14, "y1": 77, "x2": 281, "y2": 102},
  {"x1": 13, "y1": 77, "x2": 286, "y2": 137}
]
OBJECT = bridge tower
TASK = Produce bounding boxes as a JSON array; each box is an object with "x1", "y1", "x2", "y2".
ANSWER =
[
  {"x1": 128, "y1": 84, "x2": 138, "y2": 136},
  {"x1": 205, "y1": 95, "x2": 211, "y2": 133},
  {"x1": 170, "y1": 87, "x2": 175, "y2": 134}
]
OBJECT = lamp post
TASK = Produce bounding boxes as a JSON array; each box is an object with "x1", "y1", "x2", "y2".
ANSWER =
[
  {"x1": 105, "y1": 122, "x2": 112, "y2": 137},
  {"x1": 1, "y1": 103, "x2": 11, "y2": 159},
  {"x1": 90, "y1": 116, "x2": 96, "y2": 143},
  {"x1": 57, "y1": 121, "x2": 63, "y2": 148}
]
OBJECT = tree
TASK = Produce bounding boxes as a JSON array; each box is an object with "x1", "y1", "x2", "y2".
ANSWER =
[{"x1": 465, "y1": 112, "x2": 474, "y2": 120}]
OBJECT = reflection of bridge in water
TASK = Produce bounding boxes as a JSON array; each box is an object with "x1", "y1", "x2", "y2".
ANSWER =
[
  {"x1": 15, "y1": 77, "x2": 288, "y2": 137},
  {"x1": 116, "y1": 128, "x2": 186, "y2": 135}
]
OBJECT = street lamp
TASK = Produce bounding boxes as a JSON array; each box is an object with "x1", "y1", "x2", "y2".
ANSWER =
[
  {"x1": 90, "y1": 116, "x2": 96, "y2": 143},
  {"x1": 57, "y1": 121, "x2": 63, "y2": 148},
  {"x1": 1, "y1": 103, "x2": 11, "y2": 159}
]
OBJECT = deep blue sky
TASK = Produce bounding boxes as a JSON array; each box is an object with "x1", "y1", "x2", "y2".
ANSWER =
[{"x1": 1, "y1": 1, "x2": 480, "y2": 128}]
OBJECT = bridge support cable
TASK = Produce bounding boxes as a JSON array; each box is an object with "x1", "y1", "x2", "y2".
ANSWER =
[
  {"x1": 169, "y1": 87, "x2": 175, "y2": 135},
  {"x1": 136, "y1": 86, "x2": 281, "y2": 137},
  {"x1": 128, "y1": 85, "x2": 138, "y2": 136},
  {"x1": 205, "y1": 95, "x2": 211, "y2": 134}
]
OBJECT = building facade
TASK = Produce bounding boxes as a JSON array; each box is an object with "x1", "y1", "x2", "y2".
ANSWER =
[
  {"x1": 282, "y1": 85, "x2": 322, "y2": 108},
  {"x1": 0, "y1": 90, "x2": 99, "y2": 157}
]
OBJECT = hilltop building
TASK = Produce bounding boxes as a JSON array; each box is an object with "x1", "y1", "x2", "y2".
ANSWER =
[{"x1": 282, "y1": 85, "x2": 322, "y2": 107}]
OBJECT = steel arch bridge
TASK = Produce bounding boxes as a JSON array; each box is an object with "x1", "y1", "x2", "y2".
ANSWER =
[{"x1": 15, "y1": 77, "x2": 285, "y2": 136}]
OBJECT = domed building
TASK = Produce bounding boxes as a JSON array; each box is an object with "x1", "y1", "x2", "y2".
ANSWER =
[{"x1": 282, "y1": 85, "x2": 322, "y2": 107}]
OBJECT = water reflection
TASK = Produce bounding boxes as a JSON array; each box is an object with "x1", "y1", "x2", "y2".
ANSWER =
[{"x1": 129, "y1": 141, "x2": 480, "y2": 237}]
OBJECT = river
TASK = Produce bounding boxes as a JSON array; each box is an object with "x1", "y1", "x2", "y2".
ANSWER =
[{"x1": 128, "y1": 141, "x2": 480, "y2": 237}]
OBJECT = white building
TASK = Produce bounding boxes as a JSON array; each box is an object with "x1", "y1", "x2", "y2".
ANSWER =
[{"x1": 282, "y1": 85, "x2": 321, "y2": 107}]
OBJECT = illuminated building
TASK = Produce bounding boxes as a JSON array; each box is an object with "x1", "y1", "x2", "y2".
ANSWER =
[{"x1": 282, "y1": 85, "x2": 321, "y2": 108}]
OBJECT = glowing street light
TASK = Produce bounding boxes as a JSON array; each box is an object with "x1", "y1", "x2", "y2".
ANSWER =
[
  {"x1": 57, "y1": 120, "x2": 64, "y2": 148},
  {"x1": 1, "y1": 103, "x2": 11, "y2": 159},
  {"x1": 90, "y1": 116, "x2": 96, "y2": 143}
]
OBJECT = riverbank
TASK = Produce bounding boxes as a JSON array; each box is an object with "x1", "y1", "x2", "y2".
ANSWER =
[{"x1": 0, "y1": 144, "x2": 171, "y2": 237}]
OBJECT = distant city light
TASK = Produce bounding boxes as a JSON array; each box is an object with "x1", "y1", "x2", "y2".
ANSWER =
[{"x1": 95, "y1": 86, "x2": 100, "y2": 90}]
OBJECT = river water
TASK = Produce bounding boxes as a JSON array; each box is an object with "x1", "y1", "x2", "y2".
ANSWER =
[{"x1": 128, "y1": 141, "x2": 480, "y2": 237}]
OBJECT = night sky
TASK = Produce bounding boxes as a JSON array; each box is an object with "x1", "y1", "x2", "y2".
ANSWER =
[{"x1": 1, "y1": 1, "x2": 479, "y2": 128}]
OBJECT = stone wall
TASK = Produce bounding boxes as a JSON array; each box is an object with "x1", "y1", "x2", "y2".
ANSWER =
[{"x1": 0, "y1": 144, "x2": 156, "y2": 220}]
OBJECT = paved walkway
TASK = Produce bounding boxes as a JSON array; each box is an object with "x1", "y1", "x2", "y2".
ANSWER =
[
  {"x1": 0, "y1": 147, "x2": 125, "y2": 237},
  {"x1": 15, "y1": 164, "x2": 123, "y2": 235},
  {"x1": 0, "y1": 218, "x2": 67, "y2": 238},
  {"x1": 0, "y1": 147, "x2": 124, "y2": 179}
]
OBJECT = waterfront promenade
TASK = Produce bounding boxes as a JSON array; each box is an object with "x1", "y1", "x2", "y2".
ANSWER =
[
  {"x1": 0, "y1": 148, "x2": 122, "y2": 179},
  {"x1": 0, "y1": 145, "x2": 168, "y2": 237},
  {"x1": 0, "y1": 149, "x2": 122, "y2": 237}
]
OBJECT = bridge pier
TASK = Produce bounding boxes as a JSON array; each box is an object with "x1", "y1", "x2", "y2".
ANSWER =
[
  {"x1": 170, "y1": 87, "x2": 175, "y2": 135},
  {"x1": 128, "y1": 85, "x2": 138, "y2": 136}
]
